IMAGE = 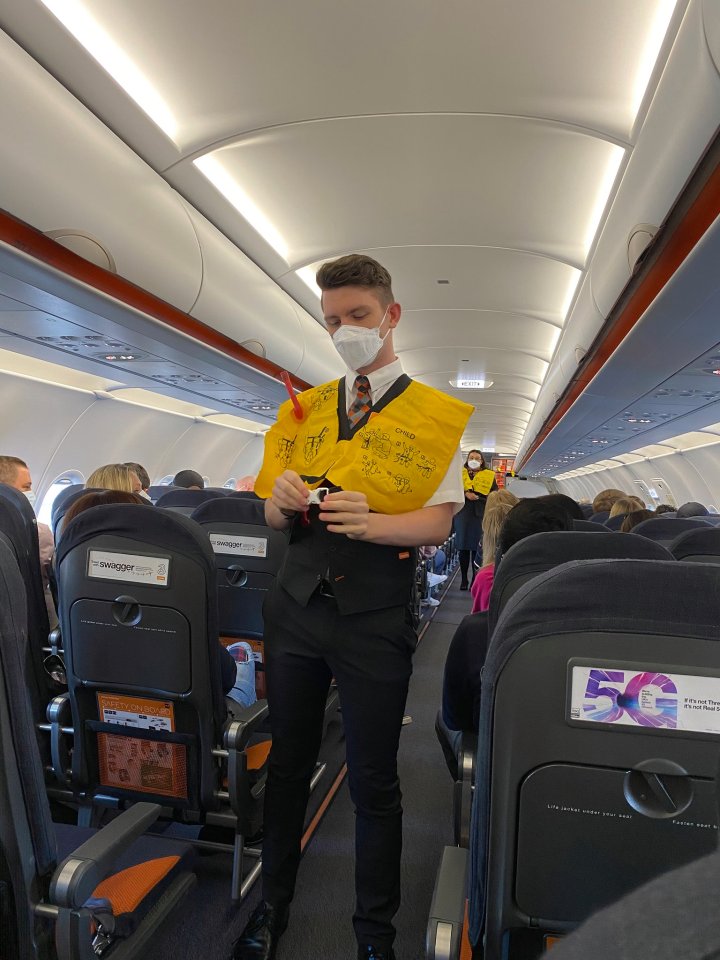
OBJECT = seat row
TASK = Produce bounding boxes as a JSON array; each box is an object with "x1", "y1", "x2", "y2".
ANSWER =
[{"x1": 429, "y1": 525, "x2": 720, "y2": 959}]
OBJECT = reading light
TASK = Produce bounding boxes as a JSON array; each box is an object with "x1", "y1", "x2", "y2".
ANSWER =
[{"x1": 39, "y1": 0, "x2": 178, "y2": 139}]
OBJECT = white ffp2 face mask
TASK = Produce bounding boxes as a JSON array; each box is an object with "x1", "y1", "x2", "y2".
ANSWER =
[
  {"x1": 331, "y1": 308, "x2": 390, "y2": 371},
  {"x1": 467, "y1": 459, "x2": 482, "y2": 470}
]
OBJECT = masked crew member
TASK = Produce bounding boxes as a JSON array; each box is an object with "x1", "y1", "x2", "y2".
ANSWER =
[
  {"x1": 453, "y1": 450, "x2": 497, "y2": 590},
  {"x1": 232, "y1": 254, "x2": 473, "y2": 960}
]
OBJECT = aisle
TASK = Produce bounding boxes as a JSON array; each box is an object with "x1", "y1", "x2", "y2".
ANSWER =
[
  {"x1": 143, "y1": 580, "x2": 471, "y2": 960},
  {"x1": 271, "y1": 580, "x2": 469, "y2": 959}
]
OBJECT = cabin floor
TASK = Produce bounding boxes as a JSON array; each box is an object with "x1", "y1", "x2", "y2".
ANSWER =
[{"x1": 142, "y1": 578, "x2": 468, "y2": 960}]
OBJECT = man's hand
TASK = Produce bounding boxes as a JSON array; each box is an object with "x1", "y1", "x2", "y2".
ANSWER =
[
  {"x1": 270, "y1": 470, "x2": 310, "y2": 514},
  {"x1": 319, "y1": 490, "x2": 371, "y2": 540},
  {"x1": 465, "y1": 491, "x2": 479, "y2": 501}
]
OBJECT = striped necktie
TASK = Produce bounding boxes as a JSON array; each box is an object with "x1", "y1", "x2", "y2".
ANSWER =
[{"x1": 347, "y1": 375, "x2": 371, "y2": 428}]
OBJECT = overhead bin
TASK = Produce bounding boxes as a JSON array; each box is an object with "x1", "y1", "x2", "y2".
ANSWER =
[
  {"x1": 520, "y1": 0, "x2": 720, "y2": 465},
  {"x1": 0, "y1": 30, "x2": 342, "y2": 390},
  {"x1": 0, "y1": 31, "x2": 202, "y2": 313},
  {"x1": 588, "y1": 0, "x2": 720, "y2": 319}
]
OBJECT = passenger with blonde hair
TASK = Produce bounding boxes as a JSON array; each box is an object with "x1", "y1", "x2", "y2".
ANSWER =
[
  {"x1": 609, "y1": 496, "x2": 642, "y2": 519},
  {"x1": 86, "y1": 463, "x2": 142, "y2": 494},
  {"x1": 469, "y1": 496, "x2": 517, "y2": 613}
]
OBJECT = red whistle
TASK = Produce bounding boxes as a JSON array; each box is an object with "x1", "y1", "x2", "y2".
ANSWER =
[{"x1": 280, "y1": 370, "x2": 303, "y2": 421}]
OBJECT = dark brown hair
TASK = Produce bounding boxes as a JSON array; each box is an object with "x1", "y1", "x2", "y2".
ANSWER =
[
  {"x1": 316, "y1": 254, "x2": 394, "y2": 305},
  {"x1": 64, "y1": 490, "x2": 148, "y2": 527}
]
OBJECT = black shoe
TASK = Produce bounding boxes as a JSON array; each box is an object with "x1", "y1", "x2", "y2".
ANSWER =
[
  {"x1": 357, "y1": 948, "x2": 396, "y2": 960},
  {"x1": 231, "y1": 901, "x2": 288, "y2": 959},
  {"x1": 459, "y1": 580, "x2": 469, "y2": 591}
]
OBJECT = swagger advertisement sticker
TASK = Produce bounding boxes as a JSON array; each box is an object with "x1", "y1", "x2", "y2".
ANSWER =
[{"x1": 570, "y1": 666, "x2": 720, "y2": 734}]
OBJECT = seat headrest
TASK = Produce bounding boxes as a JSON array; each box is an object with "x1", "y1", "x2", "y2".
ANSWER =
[
  {"x1": 155, "y1": 488, "x2": 224, "y2": 509},
  {"x1": 56, "y1": 503, "x2": 216, "y2": 579},
  {"x1": 633, "y1": 517, "x2": 712, "y2": 541},
  {"x1": 670, "y1": 526, "x2": 720, "y2": 561},
  {"x1": 573, "y1": 519, "x2": 610, "y2": 532},
  {"x1": 192, "y1": 497, "x2": 266, "y2": 525}
]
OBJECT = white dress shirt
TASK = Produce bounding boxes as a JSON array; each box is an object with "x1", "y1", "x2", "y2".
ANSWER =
[{"x1": 344, "y1": 359, "x2": 465, "y2": 510}]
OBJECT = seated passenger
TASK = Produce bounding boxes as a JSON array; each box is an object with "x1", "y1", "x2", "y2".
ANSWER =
[
  {"x1": 62, "y1": 490, "x2": 241, "y2": 708},
  {"x1": 0, "y1": 454, "x2": 56, "y2": 625},
  {"x1": 654, "y1": 503, "x2": 676, "y2": 515},
  {"x1": 608, "y1": 496, "x2": 640, "y2": 519},
  {"x1": 620, "y1": 509, "x2": 653, "y2": 532},
  {"x1": 676, "y1": 501, "x2": 710, "y2": 518},
  {"x1": 86, "y1": 463, "x2": 142, "y2": 493},
  {"x1": 123, "y1": 461, "x2": 152, "y2": 499},
  {"x1": 470, "y1": 500, "x2": 515, "y2": 613},
  {"x1": 538, "y1": 493, "x2": 584, "y2": 521},
  {"x1": 441, "y1": 497, "x2": 576, "y2": 757},
  {"x1": 172, "y1": 469, "x2": 205, "y2": 490},
  {"x1": 420, "y1": 544, "x2": 448, "y2": 607},
  {"x1": 496, "y1": 496, "x2": 576, "y2": 560},
  {"x1": 590, "y1": 488, "x2": 627, "y2": 522},
  {"x1": 592, "y1": 488, "x2": 627, "y2": 514}
]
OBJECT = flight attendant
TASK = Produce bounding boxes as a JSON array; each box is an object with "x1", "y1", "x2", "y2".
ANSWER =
[
  {"x1": 453, "y1": 450, "x2": 497, "y2": 590},
  {"x1": 233, "y1": 254, "x2": 472, "y2": 960}
]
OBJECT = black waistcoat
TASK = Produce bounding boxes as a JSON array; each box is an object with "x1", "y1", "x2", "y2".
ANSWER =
[{"x1": 277, "y1": 375, "x2": 418, "y2": 615}]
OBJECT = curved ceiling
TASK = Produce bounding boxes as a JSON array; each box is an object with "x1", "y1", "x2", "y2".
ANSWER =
[{"x1": 0, "y1": 0, "x2": 698, "y2": 456}]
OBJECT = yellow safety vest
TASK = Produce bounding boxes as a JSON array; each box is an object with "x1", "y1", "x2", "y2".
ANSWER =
[
  {"x1": 255, "y1": 378, "x2": 473, "y2": 514},
  {"x1": 462, "y1": 467, "x2": 496, "y2": 497}
]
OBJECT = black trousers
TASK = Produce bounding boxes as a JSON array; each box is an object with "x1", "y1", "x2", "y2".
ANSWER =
[{"x1": 261, "y1": 583, "x2": 415, "y2": 949}]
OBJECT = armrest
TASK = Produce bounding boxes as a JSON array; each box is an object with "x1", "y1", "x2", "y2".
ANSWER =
[
  {"x1": 47, "y1": 693, "x2": 72, "y2": 788},
  {"x1": 50, "y1": 802, "x2": 162, "y2": 908},
  {"x1": 223, "y1": 699, "x2": 270, "y2": 753},
  {"x1": 426, "y1": 846, "x2": 468, "y2": 960}
]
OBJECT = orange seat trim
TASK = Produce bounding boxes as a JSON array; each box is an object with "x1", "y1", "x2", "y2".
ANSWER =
[
  {"x1": 92, "y1": 856, "x2": 180, "y2": 916},
  {"x1": 246, "y1": 740, "x2": 272, "y2": 771}
]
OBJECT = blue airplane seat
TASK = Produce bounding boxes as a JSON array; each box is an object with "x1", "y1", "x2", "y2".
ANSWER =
[
  {"x1": 50, "y1": 483, "x2": 85, "y2": 532},
  {"x1": 0, "y1": 533, "x2": 196, "y2": 960},
  {"x1": 192, "y1": 496, "x2": 288, "y2": 699},
  {"x1": 146, "y1": 484, "x2": 176, "y2": 503},
  {"x1": 572, "y1": 519, "x2": 611, "y2": 532},
  {"x1": 468, "y1": 558, "x2": 720, "y2": 958},
  {"x1": 0, "y1": 486, "x2": 53, "y2": 738},
  {"x1": 155, "y1": 487, "x2": 224, "y2": 516},
  {"x1": 488, "y1": 530, "x2": 673, "y2": 634},
  {"x1": 604, "y1": 514, "x2": 627, "y2": 530},
  {"x1": 632, "y1": 516, "x2": 712, "y2": 546},
  {"x1": 51, "y1": 486, "x2": 105, "y2": 538},
  {"x1": 669, "y1": 526, "x2": 720, "y2": 564},
  {"x1": 55, "y1": 504, "x2": 270, "y2": 900}
]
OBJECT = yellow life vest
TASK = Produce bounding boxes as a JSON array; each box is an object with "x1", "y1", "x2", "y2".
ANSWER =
[
  {"x1": 462, "y1": 467, "x2": 496, "y2": 497},
  {"x1": 255, "y1": 378, "x2": 473, "y2": 514}
]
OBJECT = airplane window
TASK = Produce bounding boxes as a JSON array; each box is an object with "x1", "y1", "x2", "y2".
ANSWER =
[
  {"x1": 223, "y1": 478, "x2": 237, "y2": 489},
  {"x1": 158, "y1": 475, "x2": 175, "y2": 485},
  {"x1": 202, "y1": 475, "x2": 210, "y2": 487},
  {"x1": 37, "y1": 470, "x2": 84, "y2": 525}
]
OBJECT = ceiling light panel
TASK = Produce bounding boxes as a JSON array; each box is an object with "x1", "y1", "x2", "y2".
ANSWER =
[
  {"x1": 196, "y1": 116, "x2": 626, "y2": 270},
  {"x1": 39, "y1": 0, "x2": 178, "y2": 139},
  {"x1": 29, "y1": 0, "x2": 671, "y2": 156}
]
